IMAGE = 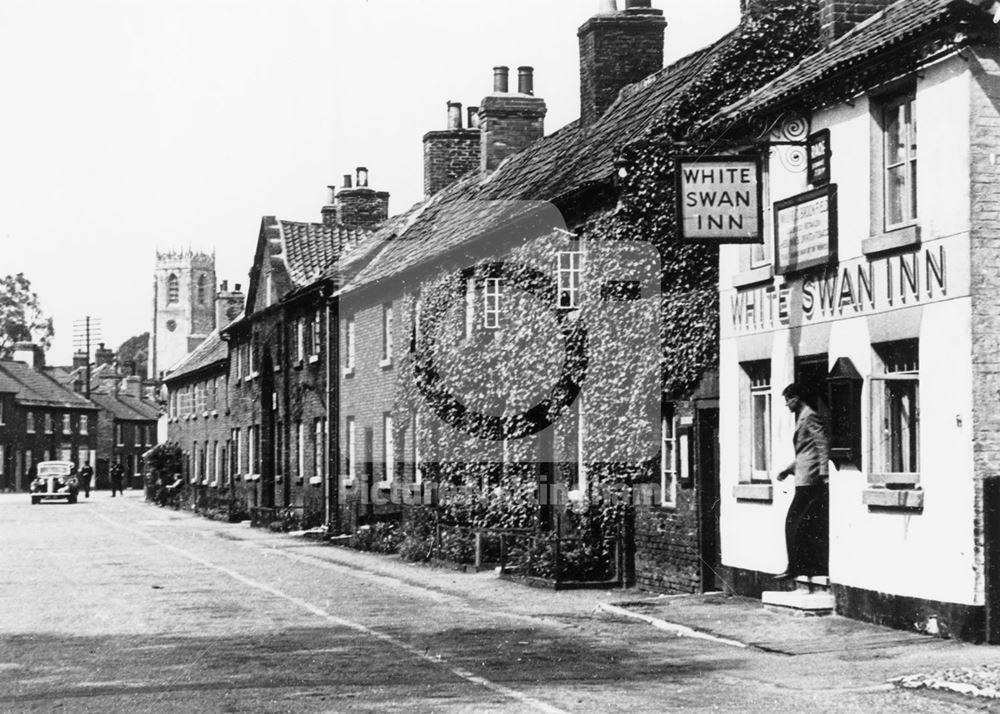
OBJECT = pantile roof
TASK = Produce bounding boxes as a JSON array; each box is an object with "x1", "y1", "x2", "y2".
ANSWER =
[
  {"x1": 337, "y1": 32, "x2": 734, "y2": 294},
  {"x1": 0, "y1": 360, "x2": 97, "y2": 409},
  {"x1": 162, "y1": 328, "x2": 229, "y2": 384},
  {"x1": 89, "y1": 392, "x2": 159, "y2": 422},
  {"x1": 280, "y1": 221, "x2": 368, "y2": 288},
  {"x1": 713, "y1": 0, "x2": 983, "y2": 124}
]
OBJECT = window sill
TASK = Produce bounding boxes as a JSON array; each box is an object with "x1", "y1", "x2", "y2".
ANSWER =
[
  {"x1": 211, "y1": 410, "x2": 218, "y2": 418},
  {"x1": 862, "y1": 487, "x2": 923, "y2": 510},
  {"x1": 732, "y1": 264, "x2": 774, "y2": 289},
  {"x1": 375, "y1": 480, "x2": 393, "y2": 490},
  {"x1": 343, "y1": 477, "x2": 356, "y2": 488},
  {"x1": 308, "y1": 355, "x2": 319, "y2": 365},
  {"x1": 309, "y1": 476, "x2": 323, "y2": 486},
  {"x1": 274, "y1": 364, "x2": 281, "y2": 373},
  {"x1": 733, "y1": 483, "x2": 773, "y2": 502},
  {"x1": 246, "y1": 473, "x2": 260, "y2": 482},
  {"x1": 343, "y1": 367, "x2": 355, "y2": 378},
  {"x1": 202, "y1": 411, "x2": 210, "y2": 418},
  {"x1": 293, "y1": 359, "x2": 304, "y2": 370},
  {"x1": 379, "y1": 358, "x2": 393, "y2": 370},
  {"x1": 242, "y1": 375, "x2": 253, "y2": 383},
  {"x1": 862, "y1": 224, "x2": 920, "y2": 257}
]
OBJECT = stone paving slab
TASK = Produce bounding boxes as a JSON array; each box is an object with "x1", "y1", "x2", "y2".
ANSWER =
[{"x1": 609, "y1": 593, "x2": 946, "y2": 656}]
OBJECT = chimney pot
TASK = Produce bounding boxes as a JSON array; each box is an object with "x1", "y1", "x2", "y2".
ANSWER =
[
  {"x1": 220, "y1": 280, "x2": 228, "y2": 291},
  {"x1": 235, "y1": 283, "x2": 242, "y2": 292},
  {"x1": 493, "y1": 66, "x2": 510, "y2": 93},
  {"x1": 447, "y1": 101, "x2": 463, "y2": 129},
  {"x1": 467, "y1": 106, "x2": 480, "y2": 128},
  {"x1": 343, "y1": 174, "x2": 353, "y2": 188},
  {"x1": 597, "y1": 0, "x2": 617, "y2": 14},
  {"x1": 518, "y1": 66, "x2": 534, "y2": 96},
  {"x1": 624, "y1": 0, "x2": 651, "y2": 8},
  {"x1": 356, "y1": 166, "x2": 369, "y2": 188}
]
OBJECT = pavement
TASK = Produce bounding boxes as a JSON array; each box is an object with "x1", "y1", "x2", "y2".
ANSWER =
[{"x1": 6, "y1": 489, "x2": 1000, "y2": 712}]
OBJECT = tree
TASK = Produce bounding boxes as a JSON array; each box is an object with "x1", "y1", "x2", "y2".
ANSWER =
[
  {"x1": 0, "y1": 273, "x2": 54, "y2": 358},
  {"x1": 117, "y1": 332, "x2": 150, "y2": 379}
]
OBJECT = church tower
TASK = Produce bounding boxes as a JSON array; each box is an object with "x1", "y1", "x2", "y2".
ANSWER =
[{"x1": 149, "y1": 250, "x2": 217, "y2": 380}]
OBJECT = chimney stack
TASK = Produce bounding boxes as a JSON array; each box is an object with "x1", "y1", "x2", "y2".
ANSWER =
[
  {"x1": 122, "y1": 375, "x2": 143, "y2": 399},
  {"x1": 578, "y1": 0, "x2": 666, "y2": 126},
  {"x1": 423, "y1": 101, "x2": 480, "y2": 197},
  {"x1": 479, "y1": 67, "x2": 547, "y2": 173},
  {"x1": 322, "y1": 168, "x2": 389, "y2": 229},
  {"x1": 216, "y1": 281, "x2": 245, "y2": 327},
  {"x1": 72, "y1": 350, "x2": 88, "y2": 370},
  {"x1": 12, "y1": 342, "x2": 45, "y2": 369},
  {"x1": 94, "y1": 342, "x2": 115, "y2": 367},
  {"x1": 818, "y1": 1, "x2": 892, "y2": 48}
]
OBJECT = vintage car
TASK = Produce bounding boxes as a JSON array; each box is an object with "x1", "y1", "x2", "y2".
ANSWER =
[{"x1": 30, "y1": 461, "x2": 79, "y2": 504}]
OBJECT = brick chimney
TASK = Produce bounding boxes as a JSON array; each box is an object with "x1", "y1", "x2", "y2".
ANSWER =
[
  {"x1": 479, "y1": 66, "x2": 547, "y2": 173},
  {"x1": 423, "y1": 101, "x2": 480, "y2": 197},
  {"x1": 578, "y1": 0, "x2": 666, "y2": 127},
  {"x1": 321, "y1": 168, "x2": 390, "y2": 230},
  {"x1": 72, "y1": 350, "x2": 88, "y2": 370},
  {"x1": 215, "y1": 280, "x2": 245, "y2": 327},
  {"x1": 11, "y1": 342, "x2": 45, "y2": 369},
  {"x1": 94, "y1": 342, "x2": 115, "y2": 367},
  {"x1": 818, "y1": 1, "x2": 892, "y2": 47},
  {"x1": 122, "y1": 375, "x2": 143, "y2": 399}
]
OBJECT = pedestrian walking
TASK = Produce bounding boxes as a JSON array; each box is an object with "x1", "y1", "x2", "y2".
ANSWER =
[
  {"x1": 774, "y1": 383, "x2": 830, "y2": 581},
  {"x1": 79, "y1": 463, "x2": 93, "y2": 498},
  {"x1": 110, "y1": 462, "x2": 124, "y2": 497}
]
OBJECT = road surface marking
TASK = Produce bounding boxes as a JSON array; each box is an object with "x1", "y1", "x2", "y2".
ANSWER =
[{"x1": 95, "y1": 511, "x2": 570, "y2": 714}]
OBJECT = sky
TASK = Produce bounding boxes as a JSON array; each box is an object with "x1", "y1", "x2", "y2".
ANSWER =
[{"x1": 0, "y1": 0, "x2": 740, "y2": 365}]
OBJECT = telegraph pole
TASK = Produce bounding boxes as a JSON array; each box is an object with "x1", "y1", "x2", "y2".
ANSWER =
[{"x1": 72, "y1": 317, "x2": 102, "y2": 398}]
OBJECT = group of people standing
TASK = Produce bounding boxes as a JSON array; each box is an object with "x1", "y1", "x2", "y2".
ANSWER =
[{"x1": 71, "y1": 461, "x2": 126, "y2": 497}]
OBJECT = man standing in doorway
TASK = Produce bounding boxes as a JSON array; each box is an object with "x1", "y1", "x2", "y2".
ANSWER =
[{"x1": 774, "y1": 383, "x2": 830, "y2": 580}]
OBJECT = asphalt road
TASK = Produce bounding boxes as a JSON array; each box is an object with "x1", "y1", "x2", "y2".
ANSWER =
[{"x1": 0, "y1": 491, "x2": 992, "y2": 713}]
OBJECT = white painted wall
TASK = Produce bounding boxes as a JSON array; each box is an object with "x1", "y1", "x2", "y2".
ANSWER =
[{"x1": 718, "y1": 55, "x2": 980, "y2": 606}]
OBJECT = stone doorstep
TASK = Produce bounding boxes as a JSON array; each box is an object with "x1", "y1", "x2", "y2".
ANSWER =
[{"x1": 762, "y1": 589, "x2": 835, "y2": 616}]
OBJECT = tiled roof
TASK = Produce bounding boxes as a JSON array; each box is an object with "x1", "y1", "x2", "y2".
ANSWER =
[
  {"x1": 162, "y1": 328, "x2": 228, "y2": 384},
  {"x1": 281, "y1": 221, "x2": 368, "y2": 288},
  {"x1": 338, "y1": 33, "x2": 734, "y2": 293},
  {"x1": 713, "y1": 0, "x2": 981, "y2": 124},
  {"x1": 89, "y1": 392, "x2": 158, "y2": 421},
  {"x1": 0, "y1": 360, "x2": 97, "y2": 409}
]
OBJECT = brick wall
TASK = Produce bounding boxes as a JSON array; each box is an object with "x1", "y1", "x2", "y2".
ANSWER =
[
  {"x1": 577, "y1": 10, "x2": 666, "y2": 127},
  {"x1": 634, "y1": 492, "x2": 702, "y2": 593},
  {"x1": 423, "y1": 129, "x2": 480, "y2": 197},
  {"x1": 818, "y1": 1, "x2": 892, "y2": 47},
  {"x1": 335, "y1": 188, "x2": 389, "y2": 231},
  {"x1": 969, "y1": 49, "x2": 1000, "y2": 580},
  {"x1": 479, "y1": 96, "x2": 546, "y2": 172}
]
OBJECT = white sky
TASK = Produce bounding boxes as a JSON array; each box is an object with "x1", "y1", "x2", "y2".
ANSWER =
[{"x1": 0, "y1": 0, "x2": 739, "y2": 364}]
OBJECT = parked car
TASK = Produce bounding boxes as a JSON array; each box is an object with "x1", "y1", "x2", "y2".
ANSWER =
[{"x1": 30, "y1": 461, "x2": 79, "y2": 504}]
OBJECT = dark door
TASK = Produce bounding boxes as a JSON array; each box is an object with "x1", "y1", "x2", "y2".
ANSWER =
[
  {"x1": 697, "y1": 407, "x2": 722, "y2": 592},
  {"x1": 363, "y1": 427, "x2": 374, "y2": 523},
  {"x1": 794, "y1": 354, "x2": 830, "y2": 578},
  {"x1": 260, "y1": 351, "x2": 275, "y2": 509}
]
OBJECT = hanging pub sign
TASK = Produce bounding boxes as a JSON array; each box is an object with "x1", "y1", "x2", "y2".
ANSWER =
[
  {"x1": 807, "y1": 129, "x2": 831, "y2": 186},
  {"x1": 675, "y1": 156, "x2": 762, "y2": 242},
  {"x1": 774, "y1": 184, "x2": 838, "y2": 275}
]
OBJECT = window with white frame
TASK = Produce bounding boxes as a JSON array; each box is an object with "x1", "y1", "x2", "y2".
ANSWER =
[
  {"x1": 79, "y1": 415, "x2": 88, "y2": 435},
  {"x1": 382, "y1": 304, "x2": 393, "y2": 363},
  {"x1": 249, "y1": 425, "x2": 258, "y2": 474},
  {"x1": 871, "y1": 340, "x2": 919, "y2": 485},
  {"x1": 45, "y1": 414, "x2": 53, "y2": 434},
  {"x1": 464, "y1": 275, "x2": 476, "y2": 339},
  {"x1": 26, "y1": 411, "x2": 34, "y2": 434},
  {"x1": 0, "y1": 400, "x2": 7, "y2": 425},
  {"x1": 346, "y1": 417, "x2": 356, "y2": 480},
  {"x1": 0, "y1": 444, "x2": 4, "y2": 476},
  {"x1": 383, "y1": 413, "x2": 394, "y2": 482},
  {"x1": 192, "y1": 441, "x2": 199, "y2": 481},
  {"x1": 312, "y1": 311, "x2": 322, "y2": 357},
  {"x1": 557, "y1": 251, "x2": 582, "y2": 309},
  {"x1": 880, "y1": 92, "x2": 917, "y2": 230},
  {"x1": 296, "y1": 421, "x2": 304, "y2": 479},
  {"x1": 314, "y1": 418, "x2": 324, "y2": 478},
  {"x1": 134, "y1": 424, "x2": 142, "y2": 447},
  {"x1": 214, "y1": 441, "x2": 222, "y2": 484},
  {"x1": 235, "y1": 427, "x2": 243, "y2": 474},
  {"x1": 295, "y1": 319, "x2": 304, "y2": 362},
  {"x1": 62, "y1": 414, "x2": 71, "y2": 434},
  {"x1": 743, "y1": 361, "x2": 772, "y2": 482},
  {"x1": 236, "y1": 342, "x2": 244, "y2": 378},
  {"x1": 483, "y1": 278, "x2": 501, "y2": 329},
  {"x1": 345, "y1": 317, "x2": 356, "y2": 371},
  {"x1": 660, "y1": 406, "x2": 677, "y2": 507},
  {"x1": 116, "y1": 423, "x2": 124, "y2": 447}
]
